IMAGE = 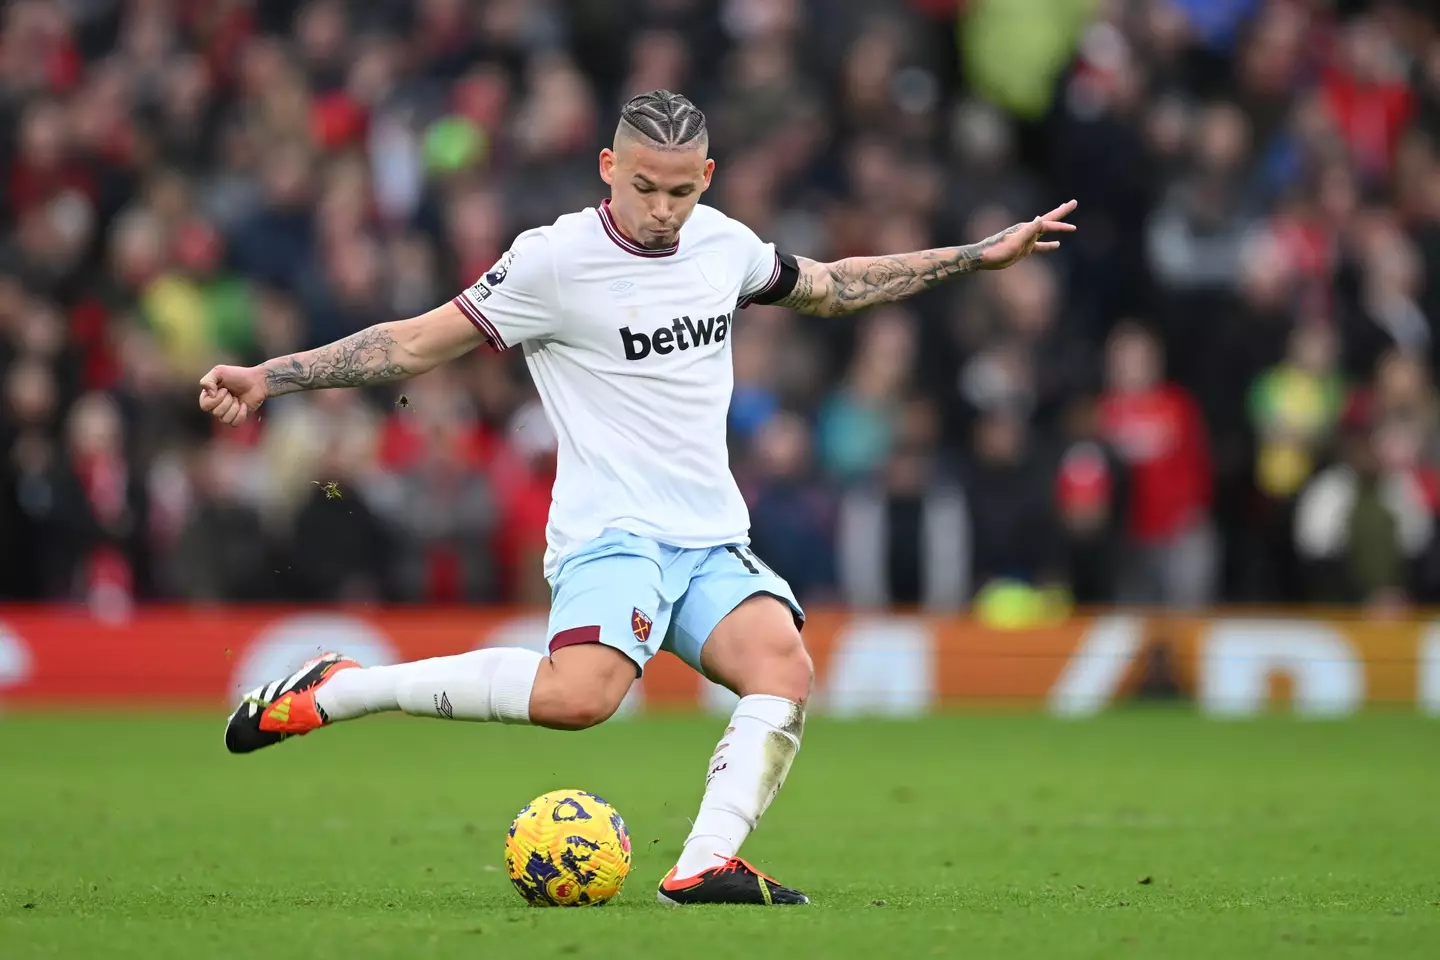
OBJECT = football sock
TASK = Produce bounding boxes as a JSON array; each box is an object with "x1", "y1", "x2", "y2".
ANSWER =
[
  {"x1": 673, "y1": 695, "x2": 804, "y2": 879},
  {"x1": 315, "y1": 648, "x2": 542, "y2": 724}
]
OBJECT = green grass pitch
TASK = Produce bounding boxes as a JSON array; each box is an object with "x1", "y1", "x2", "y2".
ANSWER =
[{"x1": 2, "y1": 710, "x2": 1438, "y2": 958}]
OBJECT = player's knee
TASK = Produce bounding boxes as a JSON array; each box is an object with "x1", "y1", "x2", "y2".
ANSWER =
[
  {"x1": 743, "y1": 632, "x2": 813, "y2": 705},
  {"x1": 545, "y1": 685, "x2": 625, "y2": 730},
  {"x1": 530, "y1": 643, "x2": 636, "y2": 731},
  {"x1": 770, "y1": 640, "x2": 814, "y2": 704},
  {"x1": 704, "y1": 596, "x2": 814, "y2": 704}
]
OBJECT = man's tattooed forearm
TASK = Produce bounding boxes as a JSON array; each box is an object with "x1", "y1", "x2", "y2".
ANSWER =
[
  {"x1": 783, "y1": 223, "x2": 1023, "y2": 317},
  {"x1": 820, "y1": 247, "x2": 981, "y2": 316},
  {"x1": 263, "y1": 325, "x2": 412, "y2": 396}
]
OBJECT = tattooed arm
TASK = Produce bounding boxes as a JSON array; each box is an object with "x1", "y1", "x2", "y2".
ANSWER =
[
  {"x1": 259, "y1": 302, "x2": 483, "y2": 396},
  {"x1": 198, "y1": 302, "x2": 484, "y2": 426},
  {"x1": 773, "y1": 200, "x2": 1078, "y2": 318}
]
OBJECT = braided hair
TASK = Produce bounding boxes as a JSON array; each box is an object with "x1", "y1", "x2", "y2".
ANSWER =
[{"x1": 616, "y1": 90, "x2": 708, "y2": 151}]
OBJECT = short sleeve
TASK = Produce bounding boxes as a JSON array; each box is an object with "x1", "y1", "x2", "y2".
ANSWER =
[
  {"x1": 451, "y1": 230, "x2": 558, "y2": 351},
  {"x1": 734, "y1": 222, "x2": 798, "y2": 308}
]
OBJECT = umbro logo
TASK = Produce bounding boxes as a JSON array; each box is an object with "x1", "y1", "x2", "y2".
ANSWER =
[
  {"x1": 610, "y1": 280, "x2": 634, "y2": 293},
  {"x1": 436, "y1": 691, "x2": 454, "y2": 719},
  {"x1": 621, "y1": 313, "x2": 731, "y2": 360}
]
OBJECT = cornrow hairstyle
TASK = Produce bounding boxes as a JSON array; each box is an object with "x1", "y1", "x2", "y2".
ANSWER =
[{"x1": 617, "y1": 90, "x2": 708, "y2": 150}]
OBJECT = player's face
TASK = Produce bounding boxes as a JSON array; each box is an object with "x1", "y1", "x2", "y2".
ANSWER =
[{"x1": 600, "y1": 142, "x2": 714, "y2": 249}]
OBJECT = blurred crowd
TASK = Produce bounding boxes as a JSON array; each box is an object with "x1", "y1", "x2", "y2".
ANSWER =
[{"x1": 2, "y1": 0, "x2": 1440, "y2": 619}]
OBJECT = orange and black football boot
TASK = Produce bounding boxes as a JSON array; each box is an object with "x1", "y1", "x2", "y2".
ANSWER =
[
  {"x1": 224, "y1": 652, "x2": 358, "y2": 754},
  {"x1": 657, "y1": 856, "x2": 809, "y2": 906}
]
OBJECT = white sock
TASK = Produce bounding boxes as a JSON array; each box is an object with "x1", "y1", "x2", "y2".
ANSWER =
[
  {"x1": 672, "y1": 694, "x2": 804, "y2": 879},
  {"x1": 315, "y1": 648, "x2": 542, "y2": 724}
]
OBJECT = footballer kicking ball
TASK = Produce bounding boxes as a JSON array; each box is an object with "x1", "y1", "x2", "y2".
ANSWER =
[{"x1": 504, "y1": 790, "x2": 632, "y2": 906}]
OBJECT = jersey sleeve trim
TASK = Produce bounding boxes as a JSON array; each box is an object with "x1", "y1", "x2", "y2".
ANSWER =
[
  {"x1": 740, "y1": 251, "x2": 800, "y2": 308},
  {"x1": 451, "y1": 293, "x2": 509, "y2": 352}
]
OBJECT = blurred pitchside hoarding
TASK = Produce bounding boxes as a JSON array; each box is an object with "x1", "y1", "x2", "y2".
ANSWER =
[{"x1": 2, "y1": 608, "x2": 1439, "y2": 718}]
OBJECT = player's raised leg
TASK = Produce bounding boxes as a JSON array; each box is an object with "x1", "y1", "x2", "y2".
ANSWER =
[
  {"x1": 657, "y1": 566, "x2": 813, "y2": 906},
  {"x1": 224, "y1": 643, "x2": 637, "y2": 753},
  {"x1": 224, "y1": 532, "x2": 665, "y2": 753}
]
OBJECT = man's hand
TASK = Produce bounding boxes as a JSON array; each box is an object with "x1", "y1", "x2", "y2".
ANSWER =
[
  {"x1": 199, "y1": 365, "x2": 267, "y2": 427},
  {"x1": 975, "y1": 199, "x2": 1078, "y2": 271}
]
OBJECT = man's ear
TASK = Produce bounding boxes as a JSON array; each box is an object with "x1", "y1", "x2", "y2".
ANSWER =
[
  {"x1": 599, "y1": 148, "x2": 617, "y2": 185},
  {"x1": 701, "y1": 157, "x2": 715, "y2": 192}
]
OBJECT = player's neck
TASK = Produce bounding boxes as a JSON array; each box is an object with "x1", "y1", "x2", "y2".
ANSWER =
[{"x1": 600, "y1": 198, "x2": 680, "y2": 256}]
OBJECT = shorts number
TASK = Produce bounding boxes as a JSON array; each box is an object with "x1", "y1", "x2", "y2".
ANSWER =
[{"x1": 726, "y1": 545, "x2": 774, "y2": 576}]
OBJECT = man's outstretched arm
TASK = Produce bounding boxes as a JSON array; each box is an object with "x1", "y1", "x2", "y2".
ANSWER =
[
  {"x1": 199, "y1": 301, "x2": 485, "y2": 426},
  {"x1": 772, "y1": 200, "x2": 1077, "y2": 318}
]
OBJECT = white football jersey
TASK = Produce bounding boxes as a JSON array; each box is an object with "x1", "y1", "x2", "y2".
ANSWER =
[{"x1": 451, "y1": 201, "x2": 794, "y2": 578}]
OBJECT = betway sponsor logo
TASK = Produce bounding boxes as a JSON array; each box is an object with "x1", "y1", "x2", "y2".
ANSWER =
[{"x1": 620, "y1": 314, "x2": 731, "y2": 360}]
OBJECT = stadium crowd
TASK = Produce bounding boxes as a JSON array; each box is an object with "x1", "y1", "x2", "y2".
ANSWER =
[{"x1": 1, "y1": 0, "x2": 1439, "y2": 618}]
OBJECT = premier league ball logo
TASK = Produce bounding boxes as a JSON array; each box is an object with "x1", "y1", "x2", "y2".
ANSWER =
[{"x1": 486, "y1": 250, "x2": 516, "y2": 287}]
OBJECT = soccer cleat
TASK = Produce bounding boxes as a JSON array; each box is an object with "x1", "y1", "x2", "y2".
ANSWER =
[
  {"x1": 656, "y1": 856, "x2": 809, "y2": 906},
  {"x1": 224, "y1": 652, "x2": 358, "y2": 755}
]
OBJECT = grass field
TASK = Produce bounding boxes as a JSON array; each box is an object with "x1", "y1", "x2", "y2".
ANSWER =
[{"x1": 2, "y1": 710, "x2": 1438, "y2": 959}]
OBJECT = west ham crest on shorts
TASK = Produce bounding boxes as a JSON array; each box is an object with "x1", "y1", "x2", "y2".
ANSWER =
[{"x1": 631, "y1": 608, "x2": 653, "y2": 643}]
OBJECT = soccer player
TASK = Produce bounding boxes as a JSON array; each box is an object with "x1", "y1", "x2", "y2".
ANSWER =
[{"x1": 201, "y1": 90, "x2": 1076, "y2": 905}]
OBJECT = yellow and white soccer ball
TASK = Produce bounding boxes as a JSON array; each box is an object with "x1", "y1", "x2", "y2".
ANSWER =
[{"x1": 504, "y1": 789, "x2": 632, "y2": 906}]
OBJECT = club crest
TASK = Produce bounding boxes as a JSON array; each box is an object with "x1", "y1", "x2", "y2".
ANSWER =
[{"x1": 631, "y1": 608, "x2": 653, "y2": 643}]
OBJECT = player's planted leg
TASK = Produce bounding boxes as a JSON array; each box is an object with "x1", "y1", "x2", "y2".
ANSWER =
[
  {"x1": 225, "y1": 643, "x2": 635, "y2": 753},
  {"x1": 658, "y1": 595, "x2": 812, "y2": 906}
]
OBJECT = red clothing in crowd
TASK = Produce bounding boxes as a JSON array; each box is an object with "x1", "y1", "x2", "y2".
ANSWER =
[
  {"x1": 7, "y1": 158, "x2": 94, "y2": 220},
  {"x1": 1318, "y1": 65, "x2": 1414, "y2": 178},
  {"x1": 1099, "y1": 384, "x2": 1213, "y2": 542},
  {"x1": 494, "y1": 465, "x2": 553, "y2": 600},
  {"x1": 73, "y1": 451, "x2": 135, "y2": 615}
]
